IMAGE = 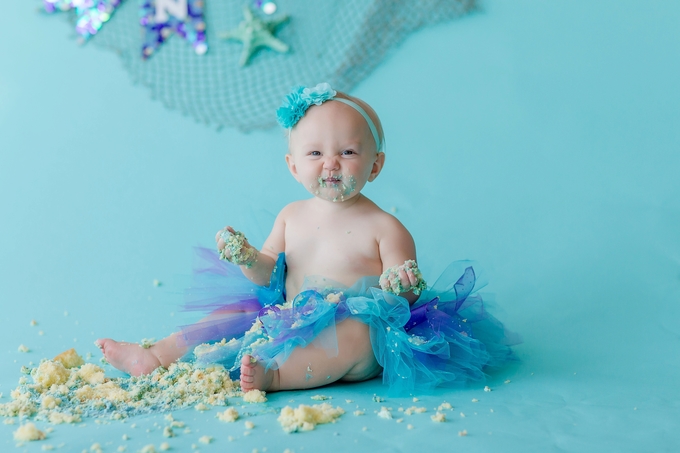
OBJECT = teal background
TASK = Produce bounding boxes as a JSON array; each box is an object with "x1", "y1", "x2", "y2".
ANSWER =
[{"x1": 1, "y1": 1, "x2": 679, "y2": 452}]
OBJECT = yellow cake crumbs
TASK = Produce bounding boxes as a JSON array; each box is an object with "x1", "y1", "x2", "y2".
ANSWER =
[
  {"x1": 407, "y1": 424, "x2": 414, "y2": 430},
  {"x1": 13, "y1": 422, "x2": 46, "y2": 441},
  {"x1": 242, "y1": 389, "x2": 267, "y2": 403},
  {"x1": 117, "y1": 446, "x2": 126, "y2": 452},
  {"x1": 403, "y1": 406, "x2": 427, "y2": 415},
  {"x1": 159, "y1": 443, "x2": 170, "y2": 451},
  {"x1": 53, "y1": 349, "x2": 85, "y2": 369},
  {"x1": 4, "y1": 418, "x2": 15, "y2": 424},
  {"x1": 484, "y1": 386, "x2": 491, "y2": 392},
  {"x1": 163, "y1": 427, "x2": 174, "y2": 438},
  {"x1": 245, "y1": 420, "x2": 255, "y2": 429},
  {"x1": 412, "y1": 397, "x2": 419, "y2": 402},
  {"x1": 377, "y1": 407, "x2": 392, "y2": 419},
  {"x1": 372, "y1": 395, "x2": 385, "y2": 403},
  {"x1": 504, "y1": 379, "x2": 511, "y2": 384},
  {"x1": 310, "y1": 395, "x2": 330, "y2": 401},
  {"x1": 437, "y1": 402, "x2": 452, "y2": 411},
  {"x1": 0, "y1": 351, "x2": 239, "y2": 424},
  {"x1": 460, "y1": 412, "x2": 466, "y2": 418},
  {"x1": 471, "y1": 398, "x2": 479, "y2": 403},
  {"x1": 91, "y1": 442, "x2": 103, "y2": 453},
  {"x1": 139, "y1": 445, "x2": 156, "y2": 453},
  {"x1": 41, "y1": 444, "x2": 54, "y2": 451},
  {"x1": 243, "y1": 430, "x2": 251, "y2": 436},
  {"x1": 199, "y1": 435, "x2": 213, "y2": 444},
  {"x1": 194, "y1": 403, "x2": 209, "y2": 411},
  {"x1": 216, "y1": 407, "x2": 239, "y2": 422},
  {"x1": 18, "y1": 344, "x2": 30, "y2": 353},
  {"x1": 277, "y1": 403, "x2": 345, "y2": 433},
  {"x1": 122, "y1": 434, "x2": 129, "y2": 440},
  {"x1": 31, "y1": 320, "x2": 38, "y2": 326},
  {"x1": 431, "y1": 412, "x2": 446, "y2": 422},
  {"x1": 353, "y1": 410, "x2": 364, "y2": 416},
  {"x1": 458, "y1": 429, "x2": 468, "y2": 436},
  {"x1": 396, "y1": 418, "x2": 404, "y2": 423},
  {"x1": 325, "y1": 292, "x2": 342, "y2": 303}
]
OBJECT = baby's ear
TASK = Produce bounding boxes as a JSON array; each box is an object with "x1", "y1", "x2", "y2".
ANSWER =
[
  {"x1": 368, "y1": 152, "x2": 385, "y2": 182},
  {"x1": 285, "y1": 153, "x2": 301, "y2": 182}
]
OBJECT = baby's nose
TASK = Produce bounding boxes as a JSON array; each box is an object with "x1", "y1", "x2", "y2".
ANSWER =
[{"x1": 323, "y1": 156, "x2": 340, "y2": 170}]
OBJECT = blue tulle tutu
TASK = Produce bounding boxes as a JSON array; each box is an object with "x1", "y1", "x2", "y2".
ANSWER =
[{"x1": 179, "y1": 247, "x2": 521, "y2": 395}]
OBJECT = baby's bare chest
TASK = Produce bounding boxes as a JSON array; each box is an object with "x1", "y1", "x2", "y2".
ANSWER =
[{"x1": 283, "y1": 219, "x2": 382, "y2": 287}]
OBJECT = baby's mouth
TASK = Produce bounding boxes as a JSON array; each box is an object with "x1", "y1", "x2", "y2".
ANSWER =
[{"x1": 318, "y1": 175, "x2": 342, "y2": 186}]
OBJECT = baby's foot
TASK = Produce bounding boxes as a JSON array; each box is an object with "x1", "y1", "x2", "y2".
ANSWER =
[
  {"x1": 240, "y1": 355, "x2": 278, "y2": 392},
  {"x1": 95, "y1": 339, "x2": 162, "y2": 376}
]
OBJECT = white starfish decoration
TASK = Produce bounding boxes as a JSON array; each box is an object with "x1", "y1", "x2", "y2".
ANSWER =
[{"x1": 220, "y1": 6, "x2": 290, "y2": 66}]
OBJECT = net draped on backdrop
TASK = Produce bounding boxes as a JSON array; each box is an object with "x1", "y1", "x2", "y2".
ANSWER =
[{"x1": 64, "y1": 0, "x2": 475, "y2": 130}]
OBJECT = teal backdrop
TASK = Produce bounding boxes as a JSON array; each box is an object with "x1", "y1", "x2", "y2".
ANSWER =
[{"x1": 1, "y1": 1, "x2": 679, "y2": 452}]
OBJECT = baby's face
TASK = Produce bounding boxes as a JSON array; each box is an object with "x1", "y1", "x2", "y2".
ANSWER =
[{"x1": 286, "y1": 100, "x2": 384, "y2": 203}]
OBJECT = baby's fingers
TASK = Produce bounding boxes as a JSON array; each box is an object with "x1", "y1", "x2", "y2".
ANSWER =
[{"x1": 406, "y1": 269, "x2": 419, "y2": 287}]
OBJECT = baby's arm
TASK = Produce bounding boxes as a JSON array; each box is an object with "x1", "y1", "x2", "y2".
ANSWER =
[
  {"x1": 376, "y1": 216, "x2": 423, "y2": 304},
  {"x1": 216, "y1": 208, "x2": 287, "y2": 286}
]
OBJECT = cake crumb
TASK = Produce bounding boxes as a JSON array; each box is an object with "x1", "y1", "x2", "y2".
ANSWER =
[
  {"x1": 122, "y1": 434, "x2": 129, "y2": 440},
  {"x1": 117, "y1": 447, "x2": 126, "y2": 453},
  {"x1": 278, "y1": 403, "x2": 344, "y2": 433},
  {"x1": 243, "y1": 389, "x2": 267, "y2": 403},
  {"x1": 372, "y1": 395, "x2": 385, "y2": 403},
  {"x1": 31, "y1": 320, "x2": 38, "y2": 326},
  {"x1": 159, "y1": 443, "x2": 170, "y2": 451},
  {"x1": 377, "y1": 407, "x2": 392, "y2": 419},
  {"x1": 163, "y1": 427, "x2": 174, "y2": 438},
  {"x1": 345, "y1": 399, "x2": 353, "y2": 403},
  {"x1": 18, "y1": 344, "x2": 30, "y2": 353},
  {"x1": 217, "y1": 407, "x2": 239, "y2": 422},
  {"x1": 194, "y1": 403, "x2": 209, "y2": 411},
  {"x1": 484, "y1": 386, "x2": 491, "y2": 392},
  {"x1": 245, "y1": 420, "x2": 255, "y2": 429},
  {"x1": 460, "y1": 412, "x2": 466, "y2": 418},
  {"x1": 353, "y1": 410, "x2": 364, "y2": 416},
  {"x1": 42, "y1": 444, "x2": 54, "y2": 451},
  {"x1": 412, "y1": 397, "x2": 419, "y2": 402},
  {"x1": 396, "y1": 418, "x2": 404, "y2": 423},
  {"x1": 471, "y1": 398, "x2": 479, "y2": 403},
  {"x1": 458, "y1": 429, "x2": 468, "y2": 436},
  {"x1": 13, "y1": 422, "x2": 46, "y2": 441},
  {"x1": 437, "y1": 402, "x2": 452, "y2": 411},
  {"x1": 199, "y1": 435, "x2": 212, "y2": 444},
  {"x1": 431, "y1": 412, "x2": 446, "y2": 422},
  {"x1": 310, "y1": 394, "x2": 330, "y2": 401},
  {"x1": 139, "y1": 445, "x2": 156, "y2": 453},
  {"x1": 407, "y1": 424, "x2": 414, "y2": 430},
  {"x1": 504, "y1": 379, "x2": 511, "y2": 384}
]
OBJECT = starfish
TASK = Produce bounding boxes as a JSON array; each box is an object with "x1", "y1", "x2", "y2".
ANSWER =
[{"x1": 220, "y1": 6, "x2": 290, "y2": 66}]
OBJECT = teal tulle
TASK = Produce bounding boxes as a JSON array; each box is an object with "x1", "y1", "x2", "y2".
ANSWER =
[{"x1": 181, "y1": 248, "x2": 520, "y2": 395}]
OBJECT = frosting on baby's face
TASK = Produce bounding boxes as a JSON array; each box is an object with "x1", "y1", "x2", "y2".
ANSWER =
[{"x1": 286, "y1": 100, "x2": 384, "y2": 203}]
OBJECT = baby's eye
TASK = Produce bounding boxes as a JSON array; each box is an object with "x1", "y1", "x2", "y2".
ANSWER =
[
  {"x1": 309, "y1": 151, "x2": 321, "y2": 156},
  {"x1": 342, "y1": 150, "x2": 355, "y2": 155}
]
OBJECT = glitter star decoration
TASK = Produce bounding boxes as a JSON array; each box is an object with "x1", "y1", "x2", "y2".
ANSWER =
[
  {"x1": 220, "y1": 6, "x2": 290, "y2": 67},
  {"x1": 140, "y1": 0, "x2": 208, "y2": 59},
  {"x1": 43, "y1": 0, "x2": 124, "y2": 41}
]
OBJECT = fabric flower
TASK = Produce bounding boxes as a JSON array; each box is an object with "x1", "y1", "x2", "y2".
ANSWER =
[
  {"x1": 301, "y1": 82, "x2": 337, "y2": 106},
  {"x1": 276, "y1": 83, "x2": 337, "y2": 128}
]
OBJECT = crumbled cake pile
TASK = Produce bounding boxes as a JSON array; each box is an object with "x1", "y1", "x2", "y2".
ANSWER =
[{"x1": 0, "y1": 349, "x2": 240, "y2": 424}]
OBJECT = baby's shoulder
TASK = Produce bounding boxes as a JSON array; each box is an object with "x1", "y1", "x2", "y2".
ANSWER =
[{"x1": 362, "y1": 201, "x2": 412, "y2": 238}]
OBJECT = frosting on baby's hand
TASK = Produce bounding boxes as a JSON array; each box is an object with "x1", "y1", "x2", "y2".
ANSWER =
[
  {"x1": 218, "y1": 229, "x2": 258, "y2": 268},
  {"x1": 379, "y1": 260, "x2": 427, "y2": 296}
]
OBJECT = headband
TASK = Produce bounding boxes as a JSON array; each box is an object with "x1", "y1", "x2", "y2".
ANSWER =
[{"x1": 276, "y1": 83, "x2": 383, "y2": 152}]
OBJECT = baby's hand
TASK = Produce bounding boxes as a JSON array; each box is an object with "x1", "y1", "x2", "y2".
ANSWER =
[
  {"x1": 215, "y1": 226, "x2": 258, "y2": 268},
  {"x1": 379, "y1": 260, "x2": 427, "y2": 296}
]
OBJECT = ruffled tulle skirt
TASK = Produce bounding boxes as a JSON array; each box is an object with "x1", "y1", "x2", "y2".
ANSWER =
[{"x1": 179, "y1": 248, "x2": 521, "y2": 395}]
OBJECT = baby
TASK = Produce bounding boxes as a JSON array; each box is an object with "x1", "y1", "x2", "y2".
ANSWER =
[{"x1": 97, "y1": 83, "x2": 428, "y2": 392}]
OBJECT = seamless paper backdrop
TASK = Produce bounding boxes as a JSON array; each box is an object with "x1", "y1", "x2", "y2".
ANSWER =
[{"x1": 1, "y1": 1, "x2": 679, "y2": 452}]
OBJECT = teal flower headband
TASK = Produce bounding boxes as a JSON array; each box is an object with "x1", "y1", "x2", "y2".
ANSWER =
[{"x1": 276, "y1": 83, "x2": 383, "y2": 152}]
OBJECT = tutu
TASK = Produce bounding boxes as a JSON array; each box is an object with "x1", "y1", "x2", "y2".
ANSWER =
[{"x1": 179, "y1": 247, "x2": 521, "y2": 395}]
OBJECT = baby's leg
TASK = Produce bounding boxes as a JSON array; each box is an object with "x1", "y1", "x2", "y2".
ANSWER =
[
  {"x1": 240, "y1": 318, "x2": 381, "y2": 392},
  {"x1": 97, "y1": 305, "x2": 258, "y2": 376},
  {"x1": 96, "y1": 333, "x2": 188, "y2": 376}
]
